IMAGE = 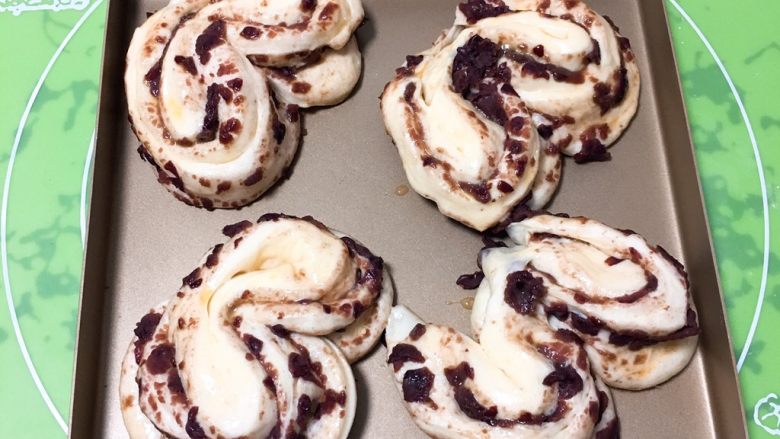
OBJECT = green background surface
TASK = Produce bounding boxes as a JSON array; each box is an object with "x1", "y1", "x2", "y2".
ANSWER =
[{"x1": 0, "y1": 0, "x2": 777, "y2": 437}]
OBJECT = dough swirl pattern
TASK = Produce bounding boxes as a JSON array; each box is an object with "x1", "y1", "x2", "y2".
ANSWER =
[
  {"x1": 381, "y1": 0, "x2": 639, "y2": 230},
  {"x1": 127, "y1": 0, "x2": 364, "y2": 208},
  {"x1": 386, "y1": 213, "x2": 699, "y2": 438},
  {"x1": 119, "y1": 214, "x2": 392, "y2": 438}
]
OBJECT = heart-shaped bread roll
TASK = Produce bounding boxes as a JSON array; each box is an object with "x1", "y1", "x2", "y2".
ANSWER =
[
  {"x1": 381, "y1": 0, "x2": 639, "y2": 230},
  {"x1": 387, "y1": 213, "x2": 699, "y2": 438},
  {"x1": 119, "y1": 214, "x2": 392, "y2": 438},
  {"x1": 482, "y1": 214, "x2": 699, "y2": 389},
  {"x1": 127, "y1": 0, "x2": 364, "y2": 209},
  {"x1": 386, "y1": 305, "x2": 618, "y2": 438}
]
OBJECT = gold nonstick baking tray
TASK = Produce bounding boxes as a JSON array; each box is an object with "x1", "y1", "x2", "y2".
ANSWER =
[{"x1": 69, "y1": 0, "x2": 746, "y2": 437}]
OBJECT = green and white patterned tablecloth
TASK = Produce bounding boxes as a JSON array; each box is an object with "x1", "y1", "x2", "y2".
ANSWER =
[{"x1": 0, "y1": 0, "x2": 777, "y2": 437}]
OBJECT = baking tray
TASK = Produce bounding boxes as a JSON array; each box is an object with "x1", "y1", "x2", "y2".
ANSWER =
[{"x1": 69, "y1": 0, "x2": 746, "y2": 437}]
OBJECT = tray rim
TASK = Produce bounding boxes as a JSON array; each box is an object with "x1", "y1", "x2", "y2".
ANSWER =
[
  {"x1": 640, "y1": 1, "x2": 747, "y2": 435},
  {"x1": 655, "y1": 0, "x2": 747, "y2": 423}
]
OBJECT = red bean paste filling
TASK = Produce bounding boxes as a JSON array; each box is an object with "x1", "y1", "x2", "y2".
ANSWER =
[
  {"x1": 239, "y1": 167, "x2": 262, "y2": 187},
  {"x1": 487, "y1": 202, "x2": 550, "y2": 235},
  {"x1": 271, "y1": 106, "x2": 286, "y2": 145},
  {"x1": 341, "y1": 236, "x2": 384, "y2": 298},
  {"x1": 286, "y1": 104, "x2": 300, "y2": 122},
  {"x1": 301, "y1": 0, "x2": 317, "y2": 12},
  {"x1": 256, "y1": 211, "x2": 286, "y2": 221},
  {"x1": 157, "y1": 161, "x2": 184, "y2": 192},
  {"x1": 606, "y1": 307, "x2": 700, "y2": 350},
  {"x1": 451, "y1": 35, "x2": 511, "y2": 126},
  {"x1": 239, "y1": 26, "x2": 260, "y2": 39},
  {"x1": 480, "y1": 234, "x2": 508, "y2": 256},
  {"x1": 244, "y1": 315, "x2": 347, "y2": 433},
  {"x1": 303, "y1": 390, "x2": 345, "y2": 432},
  {"x1": 396, "y1": 54, "x2": 425, "y2": 76},
  {"x1": 569, "y1": 312, "x2": 604, "y2": 336},
  {"x1": 388, "y1": 343, "x2": 425, "y2": 372},
  {"x1": 409, "y1": 323, "x2": 427, "y2": 341},
  {"x1": 596, "y1": 418, "x2": 620, "y2": 439},
  {"x1": 545, "y1": 302, "x2": 570, "y2": 321},
  {"x1": 289, "y1": 388, "x2": 347, "y2": 435},
  {"x1": 204, "y1": 243, "x2": 223, "y2": 268},
  {"x1": 182, "y1": 267, "x2": 203, "y2": 289},
  {"x1": 459, "y1": 181, "x2": 493, "y2": 203},
  {"x1": 573, "y1": 137, "x2": 610, "y2": 163},
  {"x1": 595, "y1": 389, "x2": 609, "y2": 423},
  {"x1": 217, "y1": 117, "x2": 242, "y2": 145},
  {"x1": 520, "y1": 232, "x2": 700, "y2": 351},
  {"x1": 258, "y1": 334, "x2": 347, "y2": 438},
  {"x1": 185, "y1": 406, "x2": 207, "y2": 439},
  {"x1": 458, "y1": 0, "x2": 510, "y2": 24},
  {"x1": 288, "y1": 349, "x2": 324, "y2": 386},
  {"x1": 146, "y1": 343, "x2": 176, "y2": 375},
  {"x1": 226, "y1": 77, "x2": 243, "y2": 91},
  {"x1": 143, "y1": 13, "x2": 195, "y2": 97},
  {"x1": 173, "y1": 55, "x2": 198, "y2": 75},
  {"x1": 144, "y1": 59, "x2": 164, "y2": 97},
  {"x1": 134, "y1": 317, "x2": 190, "y2": 424},
  {"x1": 195, "y1": 20, "x2": 226, "y2": 65},
  {"x1": 584, "y1": 388, "x2": 620, "y2": 437},
  {"x1": 455, "y1": 270, "x2": 485, "y2": 290},
  {"x1": 133, "y1": 312, "x2": 162, "y2": 364},
  {"x1": 565, "y1": 305, "x2": 700, "y2": 350},
  {"x1": 594, "y1": 16, "x2": 631, "y2": 117},
  {"x1": 197, "y1": 83, "x2": 233, "y2": 142},
  {"x1": 612, "y1": 271, "x2": 657, "y2": 303},
  {"x1": 442, "y1": 361, "x2": 582, "y2": 427},
  {"x1": 242, "y1": 333, "x2": 264, "y2": 359},
  {"x1": 402, "y1": 367, "x2": 436, "y2": 404},
  {"x1": 538, "y1": 253, "x2": 657, "y2": 305},
  {"x1": 295, "y1": 394, "x2": 313, "y2": 431},
  {"x1": 166, "y1": 369, "x2": 186, "y2": 403},
  {"x1": 457, "y1": 236, "x2": 507, "y2": 289},
  {"x1": 504, "y1": 50, "x2": 586, "y2": 84},
  {"x1": 542, "y1": 362, "x2": 583, "y2": 399},
  {"x1": 504, "y1": 270, "x2": 546, "y2": 315},
  {"x1": 136, "y1": 143, "x2": 160, "y2": 169},
  {"x1": 270, "y1": 323, "x2": 291, "y2": 338},
  {"x1": 525, "y1": 249, "x2": 698, "y2": 348},
  {"x1": 241, "y1": 330, "x2": 346, "y2": 433},
  {"x1": 262, "y1": 48, "x2": 324, "y2": 78},
  {"x1": 403, "y1": 82, "x2": 416, "y2": 103},
  {"x1": 314, "y1": 389, "x2": 347, "y2": 419},
  {"x1": 222, "y1": 219, "x2": 253, "y2": 237},
  {"x1": 655, "y1": 244, "x2": 689, "y2": 287}
]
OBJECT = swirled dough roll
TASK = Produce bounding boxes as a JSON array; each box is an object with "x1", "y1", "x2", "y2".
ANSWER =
[
  {"x1": 387, "y1": 213, "x2": 698, "y2": 437},
  {"x1": 473, "y1": 214, "x2": 699, "y2": 390},
  {"x1": 127, "y1": 0, "x2": 364, "y2": 209},
  {"x1": 385, "y1": 304, "x2": 618, "y2": 438},
  {"x1": 381, "y1": 0, "x2": 639, "y2": 231},
  {"x1": 119, "y1": 214, "x2": 392, "y2": 438}
]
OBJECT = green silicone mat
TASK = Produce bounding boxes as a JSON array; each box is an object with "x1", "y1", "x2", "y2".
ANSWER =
[{"x1": 0, "y1": 0, "x2": 777, "y2": 436}]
